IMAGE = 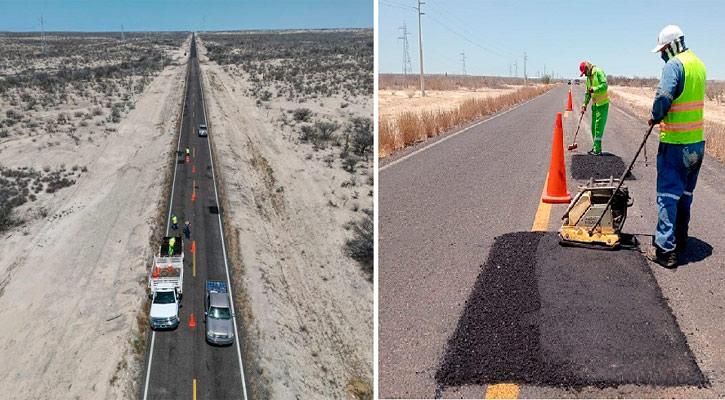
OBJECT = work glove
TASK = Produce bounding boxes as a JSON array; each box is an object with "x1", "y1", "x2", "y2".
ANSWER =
[
  {"x1": 588, "y1": 87, "x2": 594, "y2": 95},
  {"x1": 581, "y1": 105, "x2": 586, "y2": 115}
]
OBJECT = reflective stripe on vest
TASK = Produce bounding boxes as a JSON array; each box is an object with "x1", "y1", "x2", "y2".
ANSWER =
[
  {"x1": 587, "y1": 66, "x2": 609, "y2": 106},
  {"x1": 661, "y1": 50, "x2": 706, "y2": 144}
]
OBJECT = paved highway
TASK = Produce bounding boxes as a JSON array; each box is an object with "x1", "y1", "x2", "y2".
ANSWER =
[
  {"x1": 141, "y1": 35, "x2": 249, "y2": 400},
  {"x1": 379, "y1": 84, "x2": 725, "y2": 398}
]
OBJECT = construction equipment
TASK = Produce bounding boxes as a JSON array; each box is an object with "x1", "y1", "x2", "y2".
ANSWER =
[
  {"x1": 559, "y1": 124, "x2": 655, "y2": 249},
  {"x1": 567, "y1": 110, "x2": 585, "y2": 151}
]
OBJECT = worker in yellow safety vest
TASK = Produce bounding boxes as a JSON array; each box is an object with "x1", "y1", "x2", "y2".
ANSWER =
[
  {"x1": 646, "y1": 25, "x2": 706, "y2": 268},
  {"x1": 168, "y1": 237, "x2": 176, "y2": 256},
  {"x1": 579, "y1": 61, "x2": 609, "y2": 155},
  {"x1": 172, "y1": 215, "x2": 178, "y2": 230}
]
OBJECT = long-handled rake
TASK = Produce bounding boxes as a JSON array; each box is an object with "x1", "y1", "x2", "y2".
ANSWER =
[{"x1": 567, "y1": 110, "x2": 586, "y2": 151}]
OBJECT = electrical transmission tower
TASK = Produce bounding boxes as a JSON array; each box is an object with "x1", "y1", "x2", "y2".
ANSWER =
[
  {"x1": 398, "y1": 21, "x2": 412, "y2": 76},
  {"x1": 460, "y1": 51, "x2": 467, "y2": 76},
  {"x1": 121, "y1": 24, "x2": 125, "y2": 42},
  {"x1": 524, "y1": 52, "x2": 528, "y2": 86},
  {"x1": 40, "y1": 16, "x2": 47, "y2": 53},
  {"x1": 513, "y1": 60, "x2": 518, "y2": 78}
]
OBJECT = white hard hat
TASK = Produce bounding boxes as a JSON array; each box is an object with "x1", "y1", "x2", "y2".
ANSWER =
[{"x1": 651, "y1": 25, "x2": 684, "y2": 53}]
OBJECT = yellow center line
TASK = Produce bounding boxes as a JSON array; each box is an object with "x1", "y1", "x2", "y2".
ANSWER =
[
  {"x1": 193, "y1": 378, "x2": 197, "y2": 400},
  {"x1": 193, "y1": 147, "x2": 195, "y2": 158},
  {"x1": 484, "y1": 172, "x2": 552, "y2": 399},
  {"x1": 564, "y1": 110, "x2": 569, "y2": 118}
]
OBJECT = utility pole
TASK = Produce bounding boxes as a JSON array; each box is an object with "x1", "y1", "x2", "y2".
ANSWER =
[
  {"x1": 460, "y1": 50, "x2": 467, "y2": 76},
  {"x1": 40, "y1": 16, "x2": 47, "y2": 53},
  {"x1": 524, "y1": 52, "x2": 528, "y2": 86},
  {"x1": 513, "y1": 60, "x2": 517, "y2": 78},
  {"x1": 509, "y1": 63, "x2": 512, "y2": 77},
  {"x1": 398, "y1": 21, "x2": 412, "y2": 77},
  {"x1": 417, "y1": 0, "x2": 426, "y2": 97}
]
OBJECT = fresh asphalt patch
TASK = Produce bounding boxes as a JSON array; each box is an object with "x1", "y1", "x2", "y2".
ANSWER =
[
  {"x1": 570, "y1": 154, "x2": 634, "y2": 181},
  {"x1": 436, "y1": 232, "x2": 707, "y2": 390}
]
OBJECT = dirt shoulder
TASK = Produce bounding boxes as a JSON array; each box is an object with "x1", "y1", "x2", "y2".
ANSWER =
[
  {"x1": 196, "y1": 36, "x2": 373, "y2": 399},
  {"x1": 0, "y1": 36, "x2": 189, "y2": 398}
]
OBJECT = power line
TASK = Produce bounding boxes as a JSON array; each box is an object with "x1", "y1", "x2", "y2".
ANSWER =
[
  {"x1": 425, "y1": 1, "x2": 514, "y2": 59},
  {"x1": 380, "y1": 0, "x2": 417, "y2": 12},
  {"x1": 425, "y1": 14, "x2": 511, "y2": 60}
]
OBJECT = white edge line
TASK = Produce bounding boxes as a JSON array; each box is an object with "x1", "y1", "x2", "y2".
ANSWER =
[
  {"x1": 197, "y1": 42, "x2": 250, "y2": 400},
  {"x1": 379, "y1": 88, "x2": 555, "y2": 172},
  {"x1": 143, "y1": 35, "x2": 191, "y2": 400}
]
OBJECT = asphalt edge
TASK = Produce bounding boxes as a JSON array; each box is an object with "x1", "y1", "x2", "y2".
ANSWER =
[
  {"x1": 137, "y1": 34, "x2": 192, "y2": 400},
  {"x1": 196, "y1": 36, "x2": 267, "y2": 400}
]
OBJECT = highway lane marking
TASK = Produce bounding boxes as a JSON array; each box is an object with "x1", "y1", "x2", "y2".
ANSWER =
[
  {"x1": 193, "y1": 378, "x2": 197, "y2": 400},
  {"x1": 380, "y1": 89, "x2": 555, "y2": 172},
  {"x1": 483, "y1": 174, "x2": 552, "y2": 399},
  {"x1": 198, "y1": 55, "x2": 250, "y2": 400},
  {"x1": 485, "y1": 383, "x2": 520, "y2": 399},
  {"x1": 564, "y1": 110, "x2": 569, "y2": 118},
  {"x1": 532, "y1": 172, "x2": 552, "y2": 231},
  {"x1": 144, "y1": 43, "x2": 191, "y2": 400},
  {"x1": 192, "y1": 241, "x2": 196, "y2": 277},
  {"x1": 191, "y1": 180, "x2": 196, "y2": 202},
  {"x1": 193, "y1": 147, "x2": 195, "y2": 158}
]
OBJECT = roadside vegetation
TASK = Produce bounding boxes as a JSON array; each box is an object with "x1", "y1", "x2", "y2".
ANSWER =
[{"x1": 379, "y1": 83, "x2": 556, "y2": 157}]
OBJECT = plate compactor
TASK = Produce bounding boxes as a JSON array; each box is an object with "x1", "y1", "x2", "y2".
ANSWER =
[{"x1": 558, "y1": 125, "x2": 655, "y2": 250}]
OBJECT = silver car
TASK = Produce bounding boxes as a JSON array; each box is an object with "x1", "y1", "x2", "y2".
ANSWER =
[
  {"x1": 198, "y1": 123, "x2": 208, "y2": 137},
  {"x1": 205, "y1": 281, "x2": 234, "y2": 345}
]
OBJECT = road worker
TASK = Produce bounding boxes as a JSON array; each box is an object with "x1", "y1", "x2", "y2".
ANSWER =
[
  {"x1": 172, "y1": 215, "x2": 178, "y2": 230},
  {"x1": 646, "y1": 25, "x2": 706, "y2": 268},
  {"x1": 185, "y1": 148, "x2": 190, "y2": 156},
  {"x1": 579, "y1": 61, "x2": 610, "y2": 155},
  {"x1": 168, "y1": 237, "x2": 176, "y2": 256},
  {"x1": 183, "y1": 221, "x2": 191, "y2": 239}
]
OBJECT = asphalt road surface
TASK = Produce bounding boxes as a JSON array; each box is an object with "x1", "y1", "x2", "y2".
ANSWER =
[
  {"x1": 141, "y1": 35, "x2": 249, "y2": 400},
  {"x1": 379, "y1": 84, "x2": 725, "y2": 398}
]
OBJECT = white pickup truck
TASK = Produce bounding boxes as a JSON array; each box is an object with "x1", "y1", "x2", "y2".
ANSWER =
[{"x1": 148, "y1": 236, "x2": 184, "y2": 329}]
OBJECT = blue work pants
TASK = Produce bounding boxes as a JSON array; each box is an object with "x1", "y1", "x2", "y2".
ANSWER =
[{"x1": 655, "y1": 141, "x2": 705, "y2": 252}]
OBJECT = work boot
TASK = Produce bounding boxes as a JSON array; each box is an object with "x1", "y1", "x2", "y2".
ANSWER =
[
  {"x1": 646, "y1": 245, "x2": 677, "y2": 268},
  {"x1": 587, "y1": 149, "x2": 602, "y2": 155},
  {"x1": 675, "y1": 234, "x2": 688, "y2": 254}
]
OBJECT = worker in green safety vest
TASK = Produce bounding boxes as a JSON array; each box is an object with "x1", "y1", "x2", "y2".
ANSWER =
[
  {"x1": 579, "y1": 61, "x2": 609, "y2": 155},
  {"x1": 168, "y1": 237, "x2": 176, "y2": 256},
  {"x1": 646, "y1": 25, "x2": 706, "y2": 268},
  {"x1": 172, "y1": 215, "x2": 178, "y2": 230}
]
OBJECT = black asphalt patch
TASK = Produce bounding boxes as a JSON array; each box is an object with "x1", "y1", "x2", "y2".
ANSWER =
[
  {"x1": 570, "y1": 154, "x2": 634, "y2": 181},
  {"x1": 436, "y1": 232, "x2": 707, "y2": 389}
]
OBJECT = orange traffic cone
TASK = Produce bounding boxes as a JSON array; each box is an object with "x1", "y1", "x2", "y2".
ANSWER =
[
  {"x1": 566, "y1": 89, "x2": 573, "y2": 111},
  {"x1": 542, "y1": 112, "x2": 572, "y2": 204},
  {"x1": 189, "y1": 313, "x2": 196, "y2": 327}
]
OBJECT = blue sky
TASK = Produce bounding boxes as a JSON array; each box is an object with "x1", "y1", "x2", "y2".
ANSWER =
[
  {"x1": 0, "y1": 0, "x2": 372, "y2": 31},
  {"x1": 380, "y1": 0, "x2": 724, "y2": 79}
]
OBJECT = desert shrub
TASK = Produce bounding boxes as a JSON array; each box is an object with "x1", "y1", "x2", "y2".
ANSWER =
[
  {"x1": 0, "y1": 206, "x2": 21, "y2": 233},
  {"x1": 348, "y1": 117, "x2": 373, "y2": 158},
  {"x1": 292, "y1": 108, "x2": 312, "y2": 122},
  {"x1": 343, "y1": 154, "x2": 359, "y2": 172},
  {"x1": 315, "y1": 121, "x2": 339, "y2": 142},
  {"x1": 344, "y1": 209, "x2": 373, "y2": 280}
]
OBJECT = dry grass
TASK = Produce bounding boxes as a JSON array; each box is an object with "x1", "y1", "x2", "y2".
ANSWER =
[
  {"x1": 380, "y1": 73, "x2": 528, "y2": 91},
  {"x1": 379, "y1": 84, "x2": 557, "y2": 158}
]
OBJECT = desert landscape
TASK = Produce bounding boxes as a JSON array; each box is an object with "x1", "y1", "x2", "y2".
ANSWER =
[
  {"x1": 0, "y1": 32, "x2": 190, "y2": 398},
  {"x1": 378, "y1": 74, "x2": 556, "y2": 158},
  {"x1": 197, "y1": 29, "x2": 373, "y2": 399}
]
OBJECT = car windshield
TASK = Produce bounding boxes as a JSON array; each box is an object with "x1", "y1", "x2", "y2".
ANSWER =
[
  {"x1": 200, "y1": 124, "x2": 206, "y2": 129},
  {"x1": 154, "y1": 291, "x2": 176, "y2": 304},
  {"x1": 209, "y1": 306, "x2": 231, "y2": 319}
]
